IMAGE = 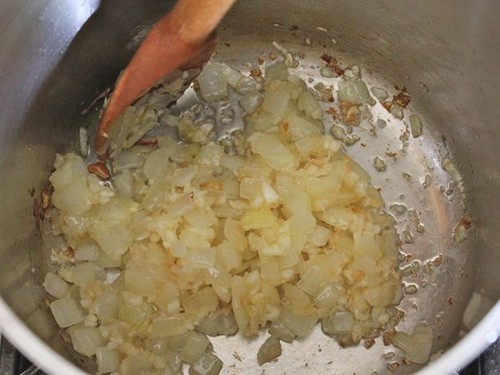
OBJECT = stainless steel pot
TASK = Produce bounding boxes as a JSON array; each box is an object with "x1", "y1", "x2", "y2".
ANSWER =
[{"x1": 0, "y1": 0, "x2": 499, "y2": 374}]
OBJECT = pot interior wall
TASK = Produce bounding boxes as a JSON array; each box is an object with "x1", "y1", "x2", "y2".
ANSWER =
[{"x1": 0, "y1": 0, "x2": 498, "y2": 374}]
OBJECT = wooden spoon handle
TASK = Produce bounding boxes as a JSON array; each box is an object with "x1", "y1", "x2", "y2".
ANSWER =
[
  {"x1": 95, "y1": 0, "x2": 235, "y2": 157},
  {"x1": 167, "y1": 0, "x2": 235, "y2": 44}
]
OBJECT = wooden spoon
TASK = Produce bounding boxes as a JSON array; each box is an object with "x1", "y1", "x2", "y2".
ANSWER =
[{"x1": 95, "y1": 0, "x2": 236, "y2": 158}]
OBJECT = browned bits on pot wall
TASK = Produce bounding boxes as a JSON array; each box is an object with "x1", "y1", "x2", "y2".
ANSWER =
[
  {"x1": 382, "y1": 87, "x2": 411, "y2": 113},
  {"x1": 32, "y1": 199, "x2": 41, "y2": 220},
  {"x1": 393, "y1": 87, "x2": 411, "y2": 108},
  {"x1": 387, "y1": 362, "x2": 400, "y2": 373},
  {"x1": 41, "y1": 188, "x2": 51, "y2": 211},
  {"x1": 363, "y1": 337, "x2": 376, "y2": 349},
  {"x1": 269, "y1": 52, "x2": 278, "y2": 60},
  {"x1": 250, "y1": 68, "x2": 263, "y2": 78},
  {"x1": 62, "y1": 246, "x2": 75, "y2": 258},
  {"x1": 33, "y1": 186, "x2": 52, "y2": 221},
  {"x1": 383, "y1": 329, "x2": 396, "y2": 346},
  {"x1": 320, "y1": 53, "x2": 345, "y2": 76},
  {"x1": 340, "y1": 101, "x2": 360, "y2": 125},
  {"x1": 325, "y1": 107, "x2": 338, "y2": 119},
  {"x1": 458, "y1": 215, "x2": 472, "y2": 230}
]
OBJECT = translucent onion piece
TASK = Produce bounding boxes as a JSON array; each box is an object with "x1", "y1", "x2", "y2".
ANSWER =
[
  {"x1": 257, "y1": 336, "x2": 282, "y2": 366},
  {"x1": 96, "y1": 347, "x2": 120, "y2": 374},
  {"x1": 43, "y1": 272, "x2": 69, "y2": 299},
  {"x1": 393, "y1": 323, "x2": 433, "y2": 364},
  {"x1": 74, "y1": 240, "x2": 100, "y2": 262},
  {"x1": 269, "y1": 319, "x2": 296, "y2": 343},
  {"x1": 69, "y1": 326, "x2": 104, "y2": 357},
  {"x1": 45, "y1": 60, "x2": 403, "y2": 374},
  {"x1": 409, "y1": 114, "x2": 423, "y2": 138},
  {"x1": 189, "y1": 352, "x2": 223, "y2": 375},
  {"x1": 247, "y1": 132, "x2": 299, "y2": 172},
  {"x1": 198, "y1": 62, "x2": 228, "y2": 101},
  {"x1": 218, "y1": 62, "x2": 244, "y2": 88},
  {"x1": 321, "y1": 311, "x2": 355, "y2": 336},
  {"x1": 280, "y1": 306, "x2": 318, "y2": 338},
  {"x1": 50, "y1": 296, "x2": 85, "y2": 328},
  {"x1": 338, "y1": 79, "x2": 375, "y2": 105},
  {"x1": 265, "y1": 61, "x2": 288, "y2": 81},
  {"x1": 240, "y1": 91, "x2": 262, "y2": 114},
  {"x1": 180, "y1": 332, "x2": 211, "y2": 364},
  {"x1": 120, "y1": 354, "x2": 153, "y2": 375}
]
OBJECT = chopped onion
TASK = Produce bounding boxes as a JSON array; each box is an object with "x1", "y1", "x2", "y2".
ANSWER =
[
  {"x1": 96, "y1": 347, "x2": 120, "y2": 374},
  {"x1": 321, "y1": 312, "x2": 354, "y2": 336},
  {"x1": 60, "y1": 262, "x2": 103, "y2": 286},
  {"x1": 198, "y1": 62, "x2": 228, "y2": 101},
  {"x1": 393, "y1": 323, "x2": 433, "y2": 364},
  {"x1": 280, "y1": 306, "x2": 318, "y2": 338},
  {"x1": 180, "y1": 332, "x2": 211, "y2": 364},
  {"x1": 235, "y1": 76, "x2": 257, "y2": 95},
  {"x1": 151, "y1": 316, "x2": 191, "y2": 337},
  {"x1": 271, "y1": 41, "x2": 299, "y2": 67},
  {"x1": 409, "y1": 114, "x2": 423, "y2": 138},
  {"x1": 189, "y1": 352, "x2": 223, "y2": 375},
  {"x1": 218, "y1": 62, "x2": 244, "y2": 87},
  {"x1": 320, "y1": 66, "x2": 337, "y2": 78},
  {"x1": 50, "y1": 296, "x2": 85, "y2": 328},
  {"x1": 45, "y1": 59, "x2": 404, "y2": 373},
  {"x1": 390, "y1": 104, "x2": 404, "y2": 119},
  {"x1": 43, "y1": 272, "x2": 69, "y2": 299},
  {"x1": 343, "y1": 65, "x2": 361, "y2": 80},
  {"x1": 261, "y1": 89, "x2": 290, "y2": 118},
  {"x1": 74, "y1": 240, "x2": 100, "y2": 261},
  {"x1": 183, "y1": 287, "x2": 219, "y2": 317},
  {"x1": 239, "y1": 91, "x2": 262, "y2": 114},
  {"x1": 69, "y1": 326, "x2": 104, "y2": 356},
  {"x1": 338, "y1": 79, "x2": 375, "y2": 105},
  {"x1": 196, "y1": 313, "x2": 219, "y2": 337},
  {"x1": 240, "y1": 207, "x2": 277, "y2": 231},
  {"x1": 257, "y1": 336, "x2": 282, "y2": 365},
  {"x1": 49, "y1": 154, "x2": 92, "y2": 214},
  {"x1": 216, "y1": 241, "x2": 243, "y2": 271},
  {"x1": 143, "y1": 148, "x2": 174, "y2": 181},
  {"x1": 124, "y1": 268, "x2": 155, "y2": 297},
  {"x1": 247, "y1": 132, "x2": 299, "y2": 172},
  {"x1": 297, "y1": 90, "x2": 323, "y2": 120},
  {"x1": 265, "y1": 61, "x2": 288, "y2": 81},
  {"x1": 120, "y1": 354, "x2": 153, "y2": 375},
  {"x1": 371, "y1": 87, "x2": 389, "y2": 102},
  {"x1": 283, "y1": 283, "x2": 311, "y2": 308},
  {"x1": 95, "y1": 289, "x2": 119, "y2": 323},
  {"x1": 269, "y1": 319, "x2": 296, "y2": 343},
  {"x1": 113, "y1": 147, "x2": 147, "y2": 171},
  {"x1": 215, "y1": 312, "x2": 238, "y2": 336},
  {"x1": 79, "y1": 127, "x2": 88, "y2": 157},
  {"x1": 287, "y1": 115, "x2": 322, "y2": 139}
]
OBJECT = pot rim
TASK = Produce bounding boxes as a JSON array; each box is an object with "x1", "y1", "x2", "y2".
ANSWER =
[
  {"x1": 1, "y1": 296, "x2": 499, "y2": 374},
  {"x1": 417, "y1": 300, "x2": 500, "y2": 375},
  {"x1": 0, "y1": 298, "x2": 85, "y2": 375}
]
